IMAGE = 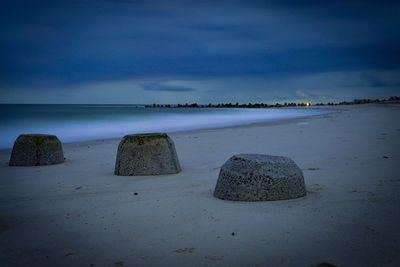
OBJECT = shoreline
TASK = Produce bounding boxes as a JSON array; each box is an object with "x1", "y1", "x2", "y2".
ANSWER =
[
  {"x1": 1, "y1": 103, "x2": 399, "y2": 267},
  {"x1": 1, "y1": 106, "x2": 340, "y2": 153}
]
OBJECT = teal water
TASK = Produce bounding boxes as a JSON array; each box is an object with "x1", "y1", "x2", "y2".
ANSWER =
[{"x1": 0, "y1": 104, "x2": 333, "y2": 148}]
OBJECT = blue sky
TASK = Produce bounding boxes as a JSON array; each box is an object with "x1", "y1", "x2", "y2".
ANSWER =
[{"x1": 0, "y1": 0, "x2": 399, "y2": 104}]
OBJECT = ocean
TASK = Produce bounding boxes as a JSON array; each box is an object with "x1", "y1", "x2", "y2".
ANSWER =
[{"x1": 0, "y1": 104, "x2": 333, "y2": 148}]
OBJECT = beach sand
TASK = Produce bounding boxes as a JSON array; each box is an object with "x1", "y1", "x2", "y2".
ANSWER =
[{"x1": 0, "y1": 104, "x2": 399, "y2": 267}]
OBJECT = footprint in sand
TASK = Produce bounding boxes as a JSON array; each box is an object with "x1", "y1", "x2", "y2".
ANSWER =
[
  {"x1": 204, "y1": 254, "x2": 224, "y2": 261},
  {"x1": 174, "y1": 248, "x2": 196, "y2": 254}
]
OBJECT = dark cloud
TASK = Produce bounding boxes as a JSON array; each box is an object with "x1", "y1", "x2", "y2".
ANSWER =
[
  {"x1": 141, "y1": 83, "x2": 196, "y2": 92},
  {"x1": 363, "y1": 75, "x2": 400, "y2": 88},
  {"x1": 0, "y1": 0, "x2": 399, "y2": 101}
]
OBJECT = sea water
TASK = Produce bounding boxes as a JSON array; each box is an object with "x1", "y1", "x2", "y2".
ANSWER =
[{"x1": 0, "y1": 104, "x2": 333, "y2": 148}]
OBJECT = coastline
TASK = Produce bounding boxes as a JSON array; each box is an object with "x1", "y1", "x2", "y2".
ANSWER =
[
  {"x1": 0, "y1": 103, "x2": 399, "y2": 267},
  {"x1": 1, "y1": 106, "x2": 339, "y2": 154},
  {"x1": 0, "y1": 105, "x2": 335, "y2": 150}
]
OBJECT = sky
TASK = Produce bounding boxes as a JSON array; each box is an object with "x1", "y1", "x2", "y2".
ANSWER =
[{"x1": 0, "y1": 0, "x2": 399, "y2": 104}]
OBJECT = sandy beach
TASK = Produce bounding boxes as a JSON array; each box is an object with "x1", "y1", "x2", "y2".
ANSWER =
[{"x1": 1, "y1": 104, "x2": 399, "y2": 267}]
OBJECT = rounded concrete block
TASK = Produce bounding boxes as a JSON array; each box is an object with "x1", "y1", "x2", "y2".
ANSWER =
[
  {"x1": 9, "y1": 134, "x2": 65, "y2": 166},
  {"x1": 114, "y1": 133, "x2": 181, "y2": 176},
  {"x1": 214, "y1": 154, "x2": 306, "y2": 201}
]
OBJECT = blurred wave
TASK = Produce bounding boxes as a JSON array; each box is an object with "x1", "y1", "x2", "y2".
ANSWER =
[{"x1": 0, "y1": 104, "x2": 333, "y2": 148}]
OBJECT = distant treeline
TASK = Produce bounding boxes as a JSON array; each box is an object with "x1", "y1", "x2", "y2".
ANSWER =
[{"x1": 145, "y1": 96, "x2": 400, "y2": 108}]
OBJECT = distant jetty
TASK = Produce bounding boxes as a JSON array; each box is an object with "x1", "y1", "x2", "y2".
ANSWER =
[{"x1": 145, "y1": 95, "x2": 400, "y2": 108}]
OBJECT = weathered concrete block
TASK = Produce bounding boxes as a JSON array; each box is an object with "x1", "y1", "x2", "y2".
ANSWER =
[
  {"x1": 214, "y1": 154, "x2": 306, "y2": 201},
  {"x1": 9, "y1": 134, "x2": 65, "y2": 166},
  {"x1": 114, "y1": 133, "x2": 181, "y2": 176}
]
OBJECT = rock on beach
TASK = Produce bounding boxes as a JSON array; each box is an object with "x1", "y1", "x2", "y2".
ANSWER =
[
  {"x1": 114, "y1": 133, "x2": 181, "y2": 176},
  {"x1": 214, "y1": 154, "x2": 306, "y2": 201},
  {"x1": 9, "y1": 134, "x2": 65, "y2": 166}
]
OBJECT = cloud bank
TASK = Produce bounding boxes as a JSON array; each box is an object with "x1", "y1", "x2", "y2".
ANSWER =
[{"x1": 0, "y1": 0, "x2": 399, "y2": 103}]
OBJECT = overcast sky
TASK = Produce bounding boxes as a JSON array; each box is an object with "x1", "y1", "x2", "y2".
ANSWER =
[{"x1": 0, "y1": 0, "x2": 399, "y2": 104}]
